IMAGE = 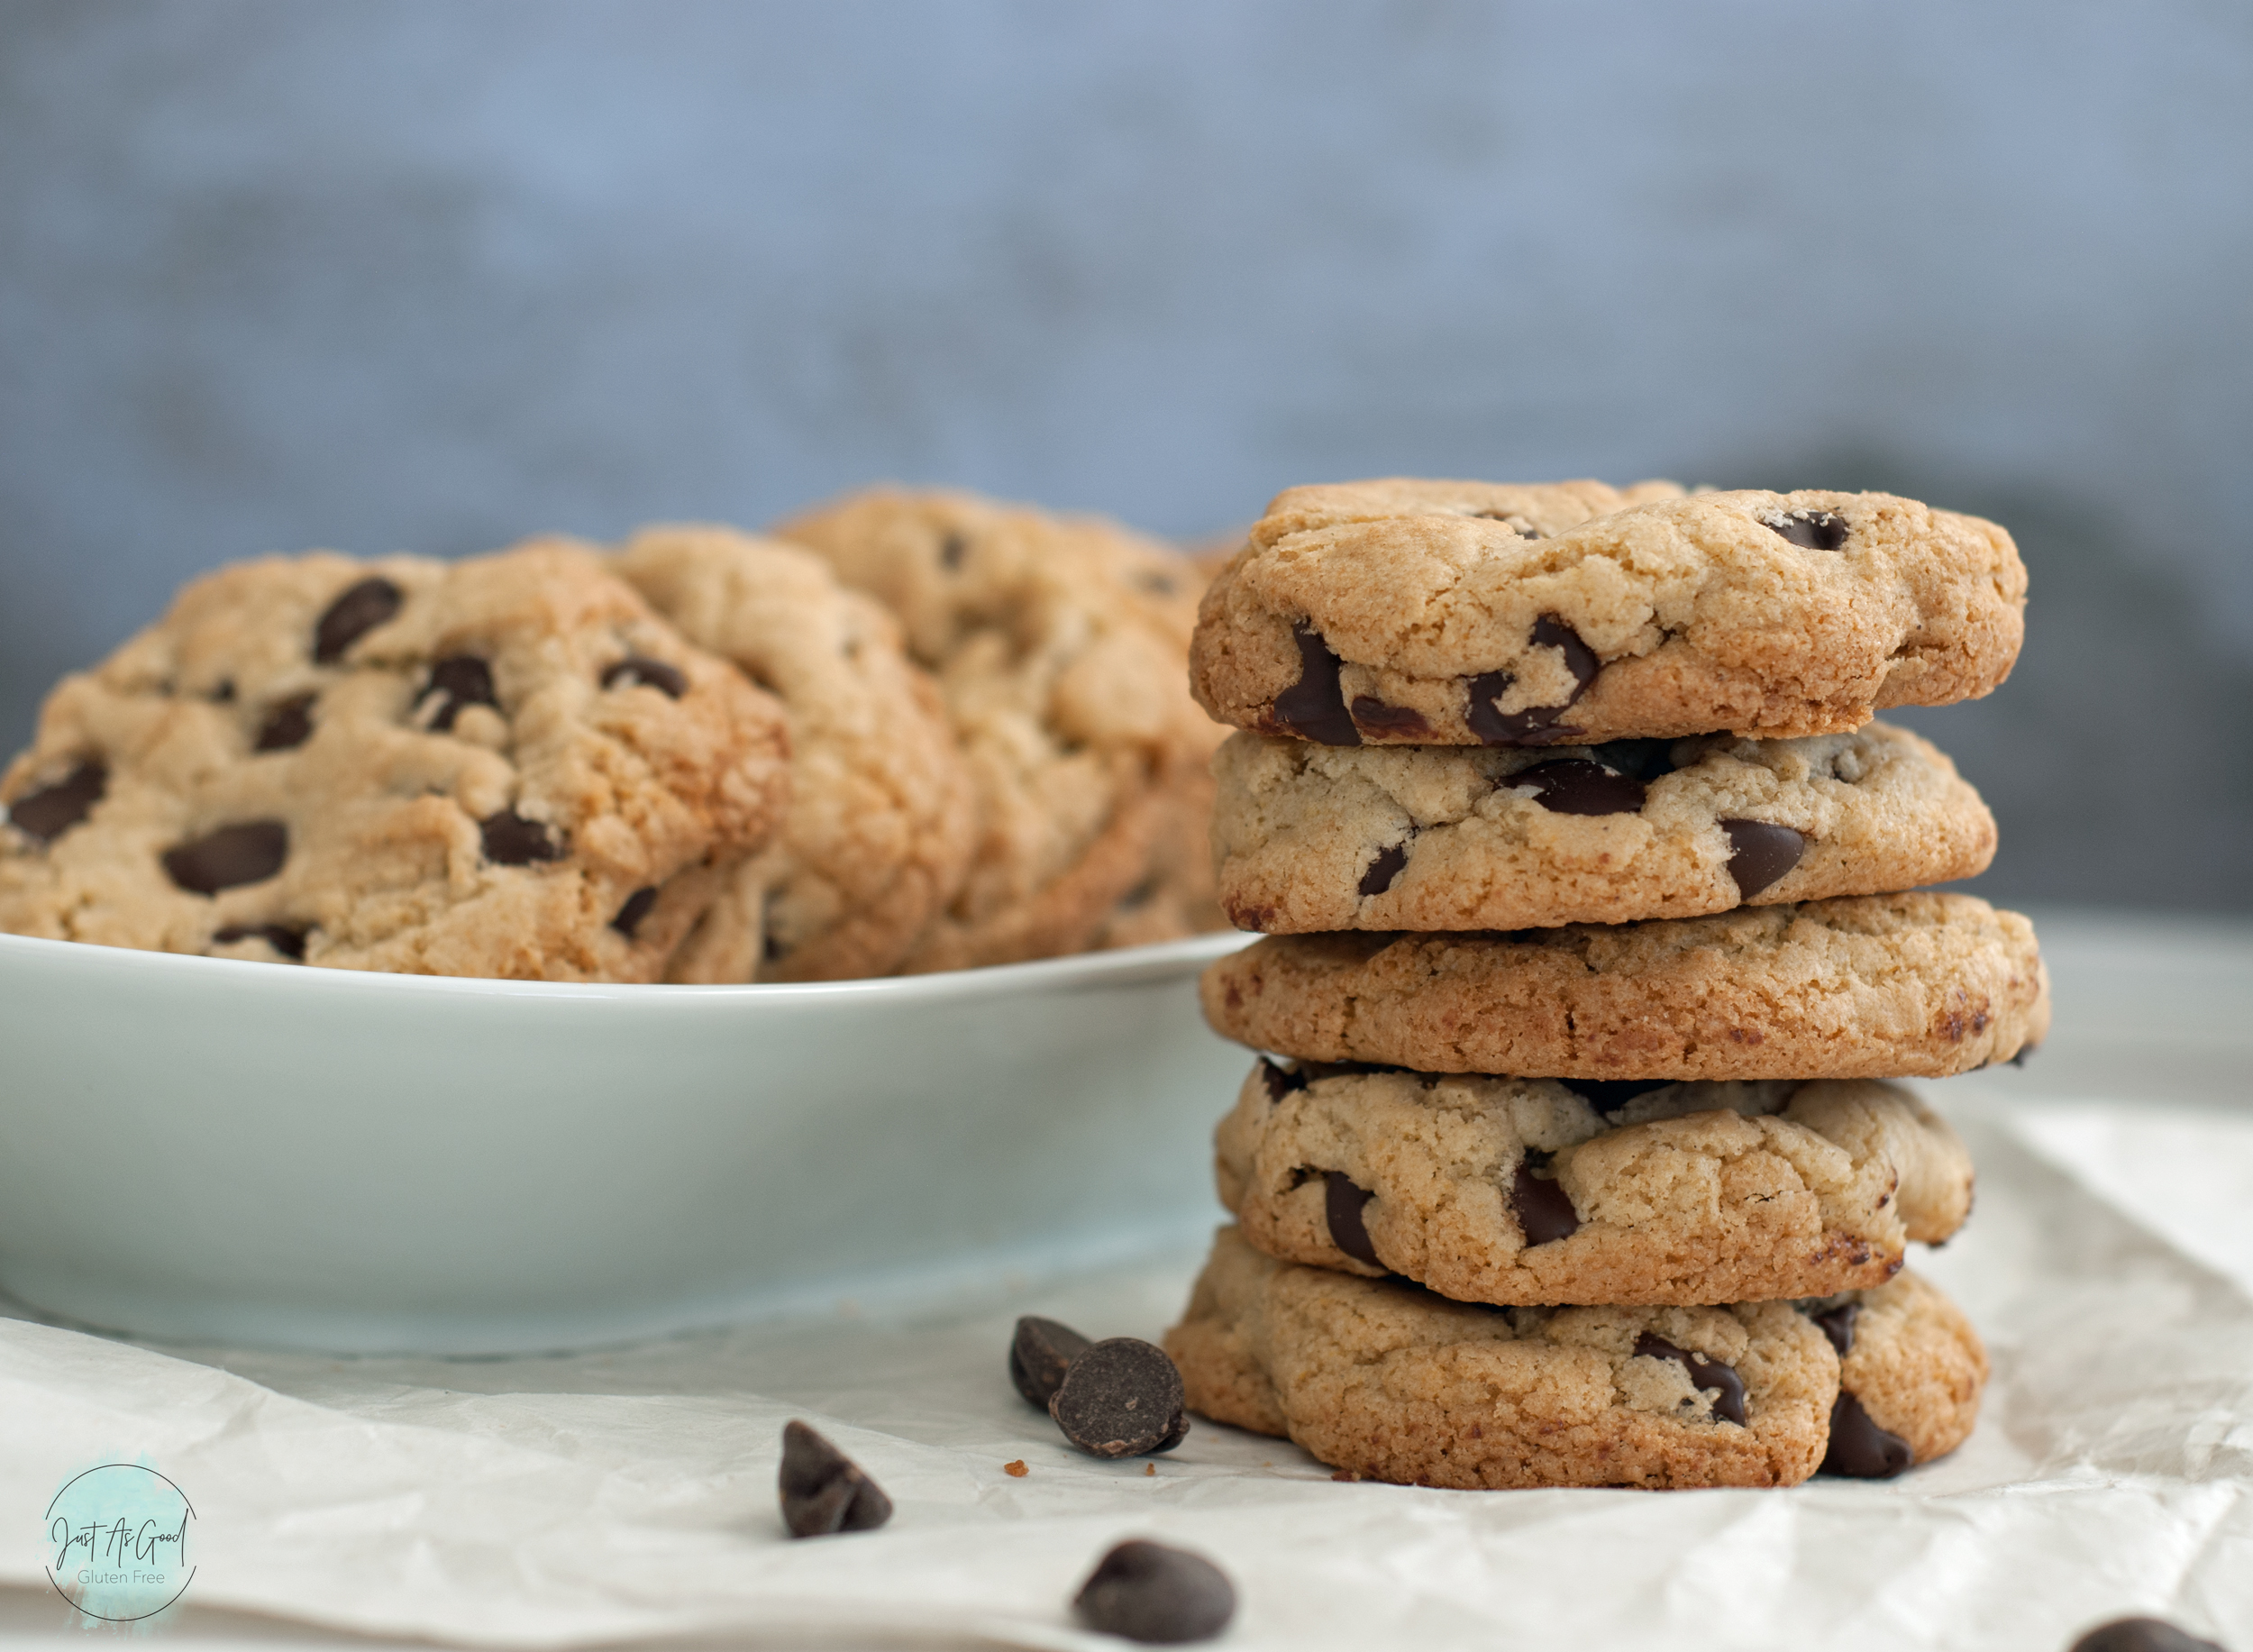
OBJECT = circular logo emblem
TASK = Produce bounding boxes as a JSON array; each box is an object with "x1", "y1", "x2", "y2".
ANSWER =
[{"x1": 44, "y1": 1464, "x2": 196, "y2": 1622}]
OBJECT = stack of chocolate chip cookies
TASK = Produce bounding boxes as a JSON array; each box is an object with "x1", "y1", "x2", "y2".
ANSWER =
[{"x1": 1163, "y1": 479, "x2": 2047, "y2": 1490}]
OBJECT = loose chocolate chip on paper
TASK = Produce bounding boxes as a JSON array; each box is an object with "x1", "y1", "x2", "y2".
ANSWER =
[
  {"x1": 1765, "y1": 510, "x2": 1849, "y2": 551},
  {"x1": 1323, "y1": 1171, "x2": 1382, "y2": 1265},
  {"x1": 254, "y1": 693, "x2": 317, "y2": 752},
  {"x1": 421, "y1": 655, "x2": 499, "y2": 731},
  {"x1": 479, "y1": 810, "x2": 565, "y2": 866},
  {"x1": 1556, "y1": 1078, "x2": 1673, "y2": 1117},
  {"x1": 1048, "y1": 1338, "x2": 1189, "y2": 1458},
  {"x1": 314, "y1": 577, "x2": 404, "y2": 663},
  {"x1": 1811, "y1": 1301, "x2": 1859, "y2": 1356},
  {"x1": 610, "y1": 886, "x2": 659, "y2": 938},
  {"x1": 2069, "y1": 1619, "x2": 2229, "y2": 1652},
  {"x1": 1073, "y1": 1539, "x2": 1237, "y2": 1645},
  {"x1": 1720, "y1": 819, "x2": 1806, "y2": 898},
  {"x1": 777, "y1": 1419, "x2": 893, "y2": 1538},
  {"x1": 1272, "y1": 623, "x2": 1361, "y2": 745},
  {"x1": 1257, "y1": 1057, "x2": 1309, "y2": 1103},
  {"x1": 212, "y1": 923, "x2": 310, "y2": 962},
  {"x1": 1010, "y1": 1315, "x2": 1093, "y2": 1408},
  {"x1": 601, "y1": 655, "x2": 689, "y2": 698},
  {"x1": 162, "y1": 820, "x2": 288, "y2": 895},
  {"x1": 1512, "y1": 1155, "x2": 1582, "y2": 1246},
  {"x1": 1502, "y1": 758, "x2": 1646, "y2": 817},
  {"x1": 5, "y1": 760, "x2": 106, "y2": 843},
  {"x1": 1634, "y1": 1333, "x2": 1748, "y2": 1427},
  {"x1": 1357, "y1": 840, "x2": 1409, "y2": 897},
  {"x1": 1347, "y1": 696, "x2": 1431, "y2": 738},
  {"x1": 1820, "y1": 1391, "x2": 1911, "y2": 1477}
]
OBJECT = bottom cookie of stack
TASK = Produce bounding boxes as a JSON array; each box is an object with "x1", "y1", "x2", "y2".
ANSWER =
[{"x1": 1164, "y1": 1227, "x2": 1987, "y2": 1491}]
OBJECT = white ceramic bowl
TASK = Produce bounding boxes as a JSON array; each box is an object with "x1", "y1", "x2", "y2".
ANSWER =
[{"x1": 0, "y1": 929, "x2": 1255, "y2": 1355}]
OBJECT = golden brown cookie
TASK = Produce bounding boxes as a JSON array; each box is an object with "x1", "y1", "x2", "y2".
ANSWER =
[{"x1": 1192, "y1": 481, "x2": 2025, "y2": 744}]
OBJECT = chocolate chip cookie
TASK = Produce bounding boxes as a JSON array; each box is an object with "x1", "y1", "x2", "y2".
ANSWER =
[
  {"x1": 1192, "y1": 482, "x2": 2026, "y2": 745},
  {"x1": 614, "y1": 525, "x2": 977, "y2": 981},
  {"x1": 1201, "y1": 893, "x2": 2048, "y2": 1080},
  {"x1": 0, "y1": 542, "x2": 790, "y2": 979},
  {"x1": 774, "y1": 487, "x2": 1224, "y2": 972},
  {"x1": 1212, "y1": 721, "x2": 1994, "y2": 934},
  {"x1": 1217, "y1": 1064, "x2": 1971, "y2": 1306}
]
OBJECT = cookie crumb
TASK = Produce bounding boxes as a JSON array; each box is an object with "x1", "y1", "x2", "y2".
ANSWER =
[
  {"x1": 1330, "y1": 1469, "x2": 1359, "y2": 1483},
  {"x1": 1003, "y1": 1459, "x2": 1027, "y2": 1477},
  {"x1": 1144, "y1": 1462, "x2": 1156, "y2": 1477}
]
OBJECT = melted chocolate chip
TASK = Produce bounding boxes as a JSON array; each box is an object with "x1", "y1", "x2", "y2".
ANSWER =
[
  {"x1": 253, "y1": 693, "x2": 317, "y2": 752},
  {"x1": 1272, "y1": 623, "x2": 1361, "y2": 744},
  {"x1": 1258, "y1": 1057, "x2": 1309, "y2": 1103},
  {"x1": 212, "y1": 922, "x2": 310, "y2": 962},
  {"x1": 1820, "y1": 1391, "x2": 1911, "y2": 1477},
  {"x1": 1502, "y1": 759, "x2": 1646, "y2": 817},
  {"x1": 6, "y1": 761, "x2": 106, "y2": 842},
  {"x1": 212, "y1": 680, "x2": 236, "y2": 703},
  {"x1": 1073, "y1": 1540, "x2": 1237, "y2": 1645},
  {"x1": 1464, "y1": 615, "x2": 1599, "y2": 744},
  {"x1": 610, "y1": 886, "x2": 659, "y2": 938},
  {"x1": 778, "y1": 1419, "x2": 893, "y2": 1538},
  {"x1": 1357, "y1": 840, "x2": 1409, "y2": 897},
  {"x1": 1811, "y1": 1301, "x2": 1859, "y2": 1356},
  {"x1": 479, "y1": 810, "x2": 564, "y2": 865},
  {"x1": 1634, "y1": 1333, "x2": 1748, "y2": 1426},
  {"x1": 1010, "y1": 1314, "x2": 1093, "y2": 1407},
  {"x1": 1135, "y1": 568, "x2": 1178, "y2": 596},
  {"x1": 162, "y1": 820, "x2": 288, "y2": 895},
  {"x1": 421, "y1": 655, "x2": 498, "y2": 732},
  {"x1": 939, "y1": 531, "x2": 969, "y2": 570},
  {"x1": 1511, "y1": 1155, "x2": 1581, "y2": 1246},
  {"x1": 1721, "y1": 819, "x2": 1806, "y2": 898},
  {"x1": 1048, "y1": 1337, "x2": 1189, "y2": 1458},
  {"x1": 601, "y1": 655, "x2": 688, "y2": 698},
  {"x1": 1347, "y1": 696, "x2": 1431, "y2": 738},
  {"x1": 2069, "y1": 1620, "x2": 2229, "y2": 1652},
  {"x1": 1556, "y1": 1078, "x2": 1674, "y2": 1117},
  {"x1": 1324, "y1": 1171, "x2": 1381, "y2": 1265},
  {"x1": 314, "y1": 578, "x2": 404, "y2": 663},
  {"x1": 1765, "y1": 509, "x2": 1849, "y2": 551},
  {"x1": 1589, "y1": 737, "x2": 1679, "y2": 783}
]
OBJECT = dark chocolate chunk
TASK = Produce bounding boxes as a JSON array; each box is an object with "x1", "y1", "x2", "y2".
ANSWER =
[
  {"x1": 314, "y1": 577, "x2": 404, "y2": 663},
  {"x1": 1348, "y1": 696, "x2": 1431, "y2": 738},
  {"x1": 601, "y1": 655, "x2": 688, "y2": 698},
  {"x1": 1765, "y1": 509, "x2": 1849, "y2": 552},
  {"x1": 1073, "y1": 1539, "x2": 1237, "y2": 1645},
  {"x1": 1811, "y1": 1301, "x2": 1859, "y2": 1356},
  {"x1": 1589, "y1": 737, "x2": 1679, "y2": 782},
  {"x1": 1472, "y1": 509, "x2": 1543, "y2": 540},
  {"x1": 1272, "y1": 623, "x2": 1361, "y2": 745},
  {"x1": 1633, "y1": 1333, "x2": 1748, "y2": 1426},
  {"x1": 161, "y1": 820, "x2": 288, "y2": 895},
  {"x1": 1556, "y1": 1078, "x2": 1673, "y2": 1117},
  {"x1": 212, "y1": 922, "x2": 309, "y2": 962},
  {"x1": 1720, "y1": 819, "x2": 1806, "y2": 898},
  {"x1": 1135, "y1": 568, "x2": 1177, "y2": 596},
  {"x1": 1009, "y1": 1315, "x2": 1093, "y2": 1408},
  {"x1": 1357, "y1": 840, "x2": 1409, "y2": 897},
  {"x1": 1501, "y1": 758, "x2": 1646, "y2": 817},
  {"x1": 610, "y1": 886, "x2": 659, "y2": 938},
  {"x1": 479, "y1": 810, "x2": 565, "y2": 865},
  {"x1": 1820, "y1": 1391, "x2": 1912, "y2": 1478},
  {"x1": 6, "y1": 760, "x2": 106, "y2": 842},
  {"x1": 777, "y1": 1419, "x2": 892, "y2": 1538},
  {"x1": 421, "y1": 655, "x2": 499, "y2": 732},
  {"x1": 1511, "y1": 1155, "x2": 1581, "y2": 1246},
  {"x1": 1464, "y1": 615, "x2": 1599, "y2": 744},
  {"x1": 212, "y1": 680, "x2": 236, "y2": 703},
  {"x1": 253, "y1": 693, "x2": 317, "y2": 752},
  {"x1": 1257, "y1": 1057, "x2": 1309, "y2": 1103},
  {"x1": 1048, "y1": 1337, "x2": 1188, "y2": 1458},
  {"x1": 939, "y1": 531, "x2": 969, "y2": 570},
  {"x1": 1324, "y1": 1171, "x2": 1381, "y2": 1265},
  {"x1": 2068, "y1": 1619, "x2": 2229, "y2": 1652}
]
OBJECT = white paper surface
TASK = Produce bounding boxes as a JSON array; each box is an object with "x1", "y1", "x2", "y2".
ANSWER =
[{"x1": 5, "y1": 1097, "x2": 2253, "y2": 1652}]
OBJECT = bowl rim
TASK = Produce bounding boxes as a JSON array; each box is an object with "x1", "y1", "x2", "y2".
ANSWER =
[{"x1": 0, "y1": 925, "x2": 1257, "y2": 1004}]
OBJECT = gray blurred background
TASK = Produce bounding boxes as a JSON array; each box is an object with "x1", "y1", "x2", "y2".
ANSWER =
[{"x1": 3, "y1": 1, "x2": 2248, "y2": 911}]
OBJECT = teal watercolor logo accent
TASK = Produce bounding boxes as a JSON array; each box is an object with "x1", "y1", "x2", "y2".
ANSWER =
[{"x1": 44, "y1": 1463, "x2": 196, "y2": 1622}]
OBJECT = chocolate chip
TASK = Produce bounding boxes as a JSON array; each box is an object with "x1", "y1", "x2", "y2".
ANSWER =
[
  {"x1": 1135, "y1": 568, "x2": 1177, "y2": 596},
  {"x1": 253, "y1": 693, "x2": 317, "y2": 752},
  {"x1": 1820, "y1": 1391, "x2": 1911, "y2": 1477},
  {"x1": 1357, "y1": 840, "x2": 1409, "y2": 897},
  {"x1": 1324, "y1": 1171, "x2": 1381, "y2": 1265},
  {"x1": 1272, "y1": 622, "x2": 1361, "y2": 745},
  {"x1": 1556, "y1": 1078, "x2": 1673, "y2": 1117},
  {"x1": 1633, "y1": 1333, "x2": 1747, "y2": 1427},
  {"x1": 212, "y1": 680, "x2": 236, "y2": 703},
  {"x1": 1048, "y1": 1337, "x2": 1189, "y2": 1458},
  {"x1": 1721, "y1": 819, "x2": 1806, "y2": 898},
  {"x1": 1811, "y1": 1301, "x2": 1859, "y2": 1356},
  {"x1": 1010, "y1": 1314, "x2": 1094, "y2": 1407},
  {"x1": 1073, "y1": 1539, "x2": 1236, "y2": 1645},
  {"x1": 777, "y1": 1419, "x2": 892, "y2": 1538},
  {"x1": 1502, "y1": 759, "x2": 1646, "y2": 817},
  {"x1": 1765, "y1": 510, "x2": 1849, "y2": 551},
  {"x1": 1464, "y1": 615, "x2": 1599, "y2": 744},
  {"x1": 939, "y1": 531, "x2": 969, "y2": 570},
  {"x1": 6, "y1": 761, "x2": 105, "y2": 842},
  {"x1": 212, "y1": 923, "x2": 309, "y2": 961},
  {"x1": 1589, "y1": 737, "x2": 1679, "y2": 783},
  {"x1": 2069, "y1": 1619, "x2": 2229, "y2": 1652},
  {"x1": 1348, "y1": 697, "x2": 1431, "y2": 738},
  {"x1": 1512, "y1": 1155, "x2": 1581, "y2": 1246},
  {"x1": 479, "y1": 810, "x2": 564, "y2": 865},
  {"x1": 420, "y1": 655, "x2": 498, "y2": 732},
  {"x1": 1471, "y1": 509, "x2": 1543, "y2": 540},
  {"x1": 601, "y1": 655, "x2": 688, "y2": 698},
  {"x1": 610, "y1": 886, "x2": 658, "y2": 938},
  {"x1": 162, "y1": 820, "x2": 288, "y2": 895},
  {"x1": 314, "y1": 577, "x2": 404, "y2": 663},
  {"x1": 1257, "y1": 1057, "x2": 1309, "y2": 1103}
]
